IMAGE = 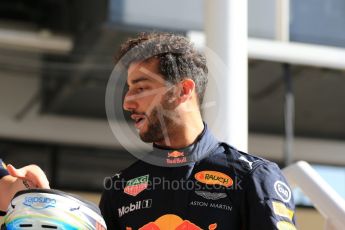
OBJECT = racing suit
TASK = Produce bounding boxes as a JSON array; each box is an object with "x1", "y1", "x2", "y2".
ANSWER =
[
  {"x1": 100, "y1": 125, "x2": 296, "y2": 230},
  {"x1": 0, "y1": 159, "x2": 9, "y2": 179},
  {"x1": 0, "y1": 159, "x2": 9, "y2": 214}
]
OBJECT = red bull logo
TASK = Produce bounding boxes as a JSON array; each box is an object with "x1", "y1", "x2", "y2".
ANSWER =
[
  {"x1": 132, "y1": 214, "x2": 217, "y2": 230},
  {"x1": 168, "y1": 151, "x2": 185, "y2": 158},
  {"x1": 167, "y1": 151, "x2": 187, "y2": 164}
]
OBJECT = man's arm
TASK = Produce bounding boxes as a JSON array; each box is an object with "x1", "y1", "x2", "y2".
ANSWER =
[
  {"x1": 0, "y1": 164, "x2": 50, "y2": 211},
  {"x1": 244, "y1": 162, "x2": 297, "y2": 230},
  {"x1": 99, "y1": 178, "x2": 122, "y2": 229}
]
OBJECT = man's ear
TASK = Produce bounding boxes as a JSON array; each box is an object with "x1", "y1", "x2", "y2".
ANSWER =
[{"x1": 179, "y1": 79, "x2": 195, "y2": 103}]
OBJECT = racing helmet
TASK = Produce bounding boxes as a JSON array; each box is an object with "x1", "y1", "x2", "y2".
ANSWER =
[{"x1": 1, "y1": 189, "x2": 107, "y2": 230}]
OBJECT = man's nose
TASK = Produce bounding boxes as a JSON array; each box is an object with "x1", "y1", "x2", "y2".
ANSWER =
[{"x1": 123, "y1": 93, "x2": 138, "y2": 111}]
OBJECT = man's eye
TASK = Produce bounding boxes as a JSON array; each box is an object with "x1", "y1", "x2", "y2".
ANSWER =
[{"x1": 136, "y1": 87, "x2": 145, "y2": 93}]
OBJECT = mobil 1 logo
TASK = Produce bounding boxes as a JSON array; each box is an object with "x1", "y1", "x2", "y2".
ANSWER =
[{"x1": 118, "y1": 199, "x2": 152, "y2": 218}]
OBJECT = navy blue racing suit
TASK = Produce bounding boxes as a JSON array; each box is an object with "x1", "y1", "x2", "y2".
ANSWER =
[
  {"x1": 0, "y1": 159, "x2": 9, "y2": 179},
  {"x1": 100, "y1": 125, "x2": 296, "y2": 230},
  {"x1": 0, "y1": 159, "x2": 9, "y2": 214}
]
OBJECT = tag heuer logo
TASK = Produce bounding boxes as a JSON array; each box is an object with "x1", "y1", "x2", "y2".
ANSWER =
[{"x1": 124, "y1": 175, "x2": 149, "y2": 196}]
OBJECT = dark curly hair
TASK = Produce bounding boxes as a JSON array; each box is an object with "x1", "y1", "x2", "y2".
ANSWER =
[{"x1": 116, "y1": 32, "x2": 208, "y2": 107}]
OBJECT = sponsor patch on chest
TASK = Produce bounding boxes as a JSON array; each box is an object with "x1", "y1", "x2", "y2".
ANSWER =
[
  {"x1": 118, "y1": 199, "x2": 152, "y2": 218},
  {"x1": 195, "y1": 171, "x2": 233, "y2": 187},
  {"x1": 189, "y1": 200, "x2": 232, "y2": 212},
  {"x1": 124, "y1": 175, "x2": 149, "y2": 196}
]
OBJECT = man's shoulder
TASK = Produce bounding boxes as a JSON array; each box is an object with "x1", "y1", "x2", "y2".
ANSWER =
[
  {"x1": 203, "y1": 142, "x2": 278, "y2": 176},
  {"x1": 107, "y1": 160, "x2": 148, "y2": 182},
  {"x1": 101, "y1": 160, "x2": 149, "y2": 199}
]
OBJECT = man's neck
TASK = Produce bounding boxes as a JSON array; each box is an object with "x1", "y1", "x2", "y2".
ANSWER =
[{"x1": 154, "y1": 120, "x2": 204, "y2": 149}]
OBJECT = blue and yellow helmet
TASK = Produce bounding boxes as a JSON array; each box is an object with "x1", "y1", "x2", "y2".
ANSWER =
[{"x1": 1, "y1": 189, "x2": 106, "y2": 230}]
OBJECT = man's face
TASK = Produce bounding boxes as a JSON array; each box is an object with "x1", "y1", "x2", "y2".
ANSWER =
[{"x1": 123, "y1": 59, "x2": 177, "y2": 143}]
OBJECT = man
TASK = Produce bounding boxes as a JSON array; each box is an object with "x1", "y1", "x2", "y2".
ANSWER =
[
  {"x1": 100, "y1": 33, "x2": 296, "y2": 230},
  {"x1": 0, "y1": 159, "x2": 50, "y2": 211}
]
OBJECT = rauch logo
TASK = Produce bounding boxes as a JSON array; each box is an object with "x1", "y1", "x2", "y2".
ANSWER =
[{"x1": 195, "y1": 171, "x2": 233, "y2": 187}]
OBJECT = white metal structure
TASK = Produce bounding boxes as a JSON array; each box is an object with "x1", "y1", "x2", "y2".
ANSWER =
[
  {"x1": 204, "y1": 0, "x2": 248, "y2": 152},
  {"x1": 0, "y1": 28, "x2": 72, "y2": 54},
  {"x1": 189, "y1": 33, "x2": 345, "y2": 71},
  {"x1": 249, "y1": 38, "x2": 345, "y2": 71},
  {"x1": 283, "y1": 161, "x2": 345, "y2": 230},
  {"x1": 275, "y1": 0, "x2": 290, "y2": 41}
]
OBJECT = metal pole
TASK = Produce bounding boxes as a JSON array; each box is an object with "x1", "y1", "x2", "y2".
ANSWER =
[
  {"x1": 283, "y1": 161, "x2": 345, "y2": 229},
  {"x1": 204, "y1": 0, "x2": 248, "y2": 152},
  {"x1": 283, "y1": 63, "x2": 294, "y2": 165},
  {"x1": 276, "y1": 0, "x2": 290, "y2": 42}
]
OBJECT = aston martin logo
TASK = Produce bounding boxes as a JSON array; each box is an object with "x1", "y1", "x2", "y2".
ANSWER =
[{"x1": 195, "y1": 191, "x2": 227, "y2": 200}]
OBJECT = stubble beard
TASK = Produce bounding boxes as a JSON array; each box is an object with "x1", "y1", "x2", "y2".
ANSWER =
[
  {"x1": 139, "y1": 107, "x2": 172, "y2": 143},
  {"x1": 139, "y1": 94, "x2": 178, "y2": 144},
  {"x1": 138, "y1": 87, "x2": 180, "y2": 144}
]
